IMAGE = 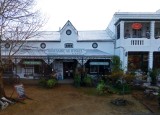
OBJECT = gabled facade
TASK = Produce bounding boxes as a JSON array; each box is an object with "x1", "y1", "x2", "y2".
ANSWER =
[{"x1": 2, "y1": 20, "x2": 114, "y2": 79}]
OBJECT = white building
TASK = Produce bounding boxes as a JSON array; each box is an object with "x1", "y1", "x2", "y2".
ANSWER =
[
  {"x1": 108, "y1": 10, "x2": 160, "y2": 73},
  {"x1": 2, "y1": 20, "x2": 114, "y2": 79},
  {"x1": 2, "y1": 10, "x2": 160, "y2": 79}
]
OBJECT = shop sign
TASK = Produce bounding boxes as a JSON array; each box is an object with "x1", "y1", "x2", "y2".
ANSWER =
[
  {"x1": 90, "y1": 62, "x2": 109, "y2": 65},
  {"x1": 131, "y1": 23, "x2": 142, "y2": 29},
  {"x1": 23, "y1": 61, "x2": 42, "y2": 65},
  {"x1": 47, "y1": 49, "x2": 86, "y2": 55}
]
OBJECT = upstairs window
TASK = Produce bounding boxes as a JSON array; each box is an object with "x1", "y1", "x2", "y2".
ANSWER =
[
  {"x1": 64, "y1": 43, "x2": 73, "y2": 48},
  {"x1": 132, "y1": 29, "x2": 142, "y2": 38},
  {"x1": 117, "y1": 24, "x2": 120, "y2": 39},
  {"x1": 124, "y1": 22, "x2": 150, "y2": 38}
]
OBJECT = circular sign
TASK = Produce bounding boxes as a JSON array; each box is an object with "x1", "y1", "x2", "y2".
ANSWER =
[{"x1": 132, "y1": 23, "x2": 142, "y2": 29}]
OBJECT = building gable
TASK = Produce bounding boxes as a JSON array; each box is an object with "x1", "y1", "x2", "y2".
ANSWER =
[
  {"x1": 60, "y1": 20, "x2": 78, "y2": 35},
  {"x1": 59, "y1": 20, "x2": 79, "y2": 45}
]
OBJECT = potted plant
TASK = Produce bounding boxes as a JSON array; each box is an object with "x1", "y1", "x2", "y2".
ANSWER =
[{"x1": 148, "y1": 69, "x2": 158, "y2": 86}]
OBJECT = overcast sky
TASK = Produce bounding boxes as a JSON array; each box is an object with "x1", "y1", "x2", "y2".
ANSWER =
[{"x1": 36, "y1": 0, "x2": 160, "y2": 31}]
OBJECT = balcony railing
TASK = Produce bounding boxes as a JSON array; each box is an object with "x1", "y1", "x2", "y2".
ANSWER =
[
  {"x1": 131, "y1": 40, "x2": 144, "y2": 45},
  {"x1": 124, "y1": 38, "x2": 150, "y2": 46}
]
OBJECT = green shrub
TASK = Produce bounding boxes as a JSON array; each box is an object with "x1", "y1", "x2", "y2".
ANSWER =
[
  {"x1": 46, "y1": 79, "x2": 57, "y2": 88},
  {"x1": 149, "y1": 69, "x2": 159, "y2": 85},
  {"x1": 74, "y1": 74, "x2": 81, "y2": 87},
  {"x1": 112, "y1": 56, "x2": 122, "y2": 72},
  {"x1": 114, "y1": 81, "x2": 131, "y2": 94},
  {"x1": 83, "y1": 74, "x2": 92, "y2": 87},
  {"x1": 39, "y1": 78, "x2": 57, "y2": 88},
  {"x1": 96, "y1": 80, "x2": 106, "y2": 95},
  {"x1": 38, "y1": 78, "x2": 47, "y2": 87}
]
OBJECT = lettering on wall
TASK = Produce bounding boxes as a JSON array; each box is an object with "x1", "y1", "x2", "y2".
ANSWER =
[{"x1": 47, "y1": 49, "x2": 86, "y2": 55}]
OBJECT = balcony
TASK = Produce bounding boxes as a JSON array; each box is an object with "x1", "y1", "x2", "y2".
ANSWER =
[{"x1": 124, "y1": 38, "x2": 150, "y2": 46}]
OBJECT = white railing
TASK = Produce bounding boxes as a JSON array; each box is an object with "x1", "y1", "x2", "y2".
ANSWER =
[
  {"x1": 131, "y1": 40, "x2": 144, "y2": 45},
  {"x1": 124, "y1": 38, "x2": 150, "y2": 46}
]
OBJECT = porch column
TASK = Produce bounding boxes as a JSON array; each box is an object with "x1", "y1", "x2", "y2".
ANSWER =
[
  {"x1": 150, "y1": 21, "x2": 155, "y2": 39},
  {"x1": 148, "y1": 51, "x2": 153, "y2": 70},
  {"x1": 124, "y1": 52, "x2": 128, "y2": 72},
  {"x1": 12, "y1": 58, "x2": 21, "y2": 75},
  {"x1": 120, "y1": 21, "x2": 124, "y2": 39}
]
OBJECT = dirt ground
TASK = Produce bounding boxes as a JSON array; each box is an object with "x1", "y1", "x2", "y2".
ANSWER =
[
  {"x1": 132, "y1": 90, "x2": 160, "y2": 113},
  {"x1": 0, "y1": 81, "x2": 153, "y2": 115}
]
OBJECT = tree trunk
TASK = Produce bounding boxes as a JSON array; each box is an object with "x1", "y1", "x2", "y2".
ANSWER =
[{"x1": 0, "y1": 72, "x2": 6, "y2": 97}]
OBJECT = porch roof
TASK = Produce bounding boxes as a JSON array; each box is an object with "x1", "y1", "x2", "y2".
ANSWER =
[{"x1": 2, "y1": 49, "x2": 113, "y2": 59}]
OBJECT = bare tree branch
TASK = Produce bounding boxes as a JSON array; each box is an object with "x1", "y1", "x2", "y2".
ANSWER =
[{"x1": 0, "y1": 0, "x2": 46, "y2": 97}]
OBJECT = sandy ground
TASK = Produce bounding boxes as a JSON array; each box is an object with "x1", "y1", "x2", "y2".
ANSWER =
[{"x1": 0, "y1": 83, "x2": 151, "y2": 115}]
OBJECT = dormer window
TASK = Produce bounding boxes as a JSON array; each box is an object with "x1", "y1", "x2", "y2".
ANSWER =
[
  {"x1": 66, "y1": 29, "x2": 72, "y2": 35},
  {"x1": 65, "y1": 43, "x2": 73, "y2": 48}
]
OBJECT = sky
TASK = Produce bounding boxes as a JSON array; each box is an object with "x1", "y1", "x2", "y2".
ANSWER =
[{"x1": 36, "y1": 0, "x2": 160, "y2": 31}]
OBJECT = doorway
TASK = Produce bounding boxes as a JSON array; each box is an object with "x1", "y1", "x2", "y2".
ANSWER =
[{"x1": 63, "y1": 60, "x2": 76, "y2": 79}]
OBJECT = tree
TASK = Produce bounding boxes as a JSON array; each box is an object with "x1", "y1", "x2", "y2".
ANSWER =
[
  {"x1": 111, "y1": 55, "x2": 122, "y2": 72},
  {"x1": 0, "y1": 0, "x2": 45, "y2": 97}
]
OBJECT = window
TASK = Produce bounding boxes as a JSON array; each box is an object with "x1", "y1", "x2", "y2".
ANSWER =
[
  {"x1": 124, "y1": 29, "x2": 130, "y2": 38},
  {"x1": 64, "y1": 43, "x2": 73, "y2": 48},
  {"x1": 132, "y1": 29, "x2": 142, "y2": 38},
  {"x1": 155, "y1": 28, "x2": 160, "y2": 39},
  {"x1": 4, "y1": 66, "x2": 12, "y2": 74},
  {"x1": 24, "y1": 67, "x2": 34, "y2": 76},
  {"x1": 90, "y1": 65, "x2": 98, "y2": 73},
  {"x1": 117, "y1": 24, "x2": 120, "y2": 39},
  {"x1": 66, "y1": 29, "x2": 72, "y2": 35},
  {"x1": 40, "y1": 43, "x2": 46, "y2": 49},
  {"x1": 92, "y1": 43, "x2": 98, "y2": 48},
  {"x1": 5, "y1": 43, "x2": 10, "y2": 48},
  {"x1": 128, "y1": 52, "x2": 148, "y2": 72}
]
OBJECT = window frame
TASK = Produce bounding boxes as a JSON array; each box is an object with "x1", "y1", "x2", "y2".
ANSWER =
[{"x1": 64, "y1": 43, "x2": 73, "y2": 48}]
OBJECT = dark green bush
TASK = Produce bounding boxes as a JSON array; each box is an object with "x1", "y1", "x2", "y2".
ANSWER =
[
  {"x1": 114, "y1": 81, "x2": 131, "y2": 94},
  {"x1": 38, "y1": 78, "x2": 47, "y2": 87},
  {"x1": 83, "y1": 74, "x2": 92, "y2": 87},
  {"x1": 149, "y1": 69, "x2": 158, "y2": 85},
  {"x1": 39, "y1": 78, "x2": 57, "y2": 88},
  {"x1": 74, "y1": 74, "x2": 81, "y2": 87}
]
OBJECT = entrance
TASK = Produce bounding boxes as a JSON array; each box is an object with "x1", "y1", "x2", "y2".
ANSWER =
[
  {"x1": 128, "y1": 52, "x2": 148, "y2": 73},
  {"x1": 63, "y1": 60, "x2": 76, "y2": 79}
]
